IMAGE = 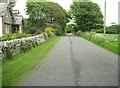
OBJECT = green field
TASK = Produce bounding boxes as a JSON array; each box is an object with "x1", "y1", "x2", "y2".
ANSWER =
[
  {"x1": 81, "y1": 33, "x2": 118, "y2": 54},
  {"x1": 2, "y1": 36, "x2": 61, "y2": 86}
]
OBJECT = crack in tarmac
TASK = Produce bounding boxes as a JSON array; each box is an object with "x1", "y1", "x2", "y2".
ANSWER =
[{"x1": 68, "y1": 36, "x2": 81, "y2": 86}]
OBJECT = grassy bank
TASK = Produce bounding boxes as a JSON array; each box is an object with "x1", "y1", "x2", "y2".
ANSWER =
[
  {"x1": 2, "y1": 36, "x2": 61, "y2": 86},
  {"x1": 77, "y1": 32, "x2": 118, "y2": 54}
]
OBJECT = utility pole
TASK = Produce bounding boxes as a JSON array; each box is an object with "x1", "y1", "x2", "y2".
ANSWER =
[{"x1": 104, "y1": 0, "x2": 106, "y2": 34}]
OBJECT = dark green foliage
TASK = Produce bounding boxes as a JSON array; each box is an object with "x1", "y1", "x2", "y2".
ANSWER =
[
  {"x1": 76, "y1": 30, "x2": 83, "y2": 36},
  {"x1": 70, "y1": 1, "x2": 103, "y2": 32},
  {"x1": 91, "y1": 28, "x2": 104, "y2": 33},
  {"x1": 5, "y1": 48, "x2": 12, "y2": 59},
  {"x1": 2, "y1": 46, "x2": 12, "y2": 59},
  {"x1": 43, "y1": 32, "x2": 48, "y2": 39},
  {"x1": 91, "y1": 25, "x2": 120, "y2": 34},
  {"x1": 28, "y1": 26, "x2": 40, "y2": 35},
  {"x1": 20, "y1": 45, "x2": 28, "y2": 53},
  {"x1": 20, "y1": 41, "x2": 39, "y2": 53},
  {"x1": 23, "y1": 18, "x2": 33, "y2": 33},
  {"x1": 26, "y1": 1, "x2": 70, "y2": 34},
  {"x1": 106, "y1": 25, "x2": 120, "y2": 34},
  {"x1": 65, "y1": 24, "x2": 76, "y2": 33},
  {"x1": 54, "y1": 29, "x2": 62, "y2": 36}
]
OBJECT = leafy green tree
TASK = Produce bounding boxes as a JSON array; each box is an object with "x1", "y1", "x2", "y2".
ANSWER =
[
  {"x1": 26, "y1": 1, "x2": 70, "y2": 34},
  {"x1": 65, "y1": 24, "x2": 76, "y2": 33},
  {"x1": 23, "y1": 18, "x2": 32, "y2": 33},
  {"x1": 70, "y1": 1, "x2": 103, "y2": 32}
]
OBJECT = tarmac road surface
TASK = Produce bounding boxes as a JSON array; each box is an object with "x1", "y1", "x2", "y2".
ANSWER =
[{"x1": 18, "y1": 36, "x2": 118, "y2": 86}]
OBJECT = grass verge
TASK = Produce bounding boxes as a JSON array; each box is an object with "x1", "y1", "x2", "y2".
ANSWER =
[
  {"x1": 77, "y1": 32, "x2": 118, "y2": 54},
  {"x1": 2, "y1": 36, "x2": 61, "y2": 86}
]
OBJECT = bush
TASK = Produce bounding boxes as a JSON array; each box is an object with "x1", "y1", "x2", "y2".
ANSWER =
[
  {"x1": 0, "y1": 34, "x2": 11, "y2": 41},
  {"x1": 20, "y1": 43, "x2": 33, "y2": 53},
  {"x1": 16, "y1": 33, "x2": 31, "y2": 38},
  {"x1": 42, "y1": 32, "x2": 48, "y2": 39},
  {"x1": 28, "y1": 26, "x2": 39, "y2": 34},
  {"x1": 44, "y1": 27, "x2": 55, "y2": 37},
  {"x1": 6, "y1": 48, "x2": 13, "y2": 59},
  {"x1": 106, "y1": 25, "x2": 120, "y2": 34},
  {"x1": 0, "y1": 33, "x2": 31, "y2": 41},
  {"x1": 94, "y1": 28, "x2": 104, "y2": 33},
  {"x1": 54, "y1": 29, "x2": 62, "y2": 36},
  {"x1": 91, "y1": 29, "x2": 96, "y2": 32},
  {"x1": 2, "y1": 46, "x2": 12, "y2": 59},
  {"x1": 76, "y1": 30, "x2": 83, "y2": 36},
  {"x1": 91, "y1": 25, "x2": 120, "y2": 34}
]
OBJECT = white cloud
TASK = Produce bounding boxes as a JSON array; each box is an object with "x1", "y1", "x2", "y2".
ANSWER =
[{"x1": 92, "y1": 0, "x2": 119, "y2": 26}]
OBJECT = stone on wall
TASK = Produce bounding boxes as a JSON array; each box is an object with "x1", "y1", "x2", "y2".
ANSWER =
[{"x1": 0, "y1": 34, "x2": 46, "y2": 60}]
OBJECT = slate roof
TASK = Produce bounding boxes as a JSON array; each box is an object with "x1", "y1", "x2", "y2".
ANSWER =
[
  {"x1": 12, "y1": 10, "x2": 20, "y2": 16},
  {"x1": 0, "y1": 1, "x2": 23, "y2": 25},
  {"x1": 13, "y1": 15, "x2": 23, "y2": 25},
  {"x1": 0, "y1": 3, "x2": 8, "y2": 16},
  {"x1": 0, "y1": 0, "x2": 8, "y2": 3},
  {"x1": 0, "y1": 0, "x2": 17, "y2": 3},
  {"x1": 12, "y1": 10, "x2": 23, "y2": 25}
]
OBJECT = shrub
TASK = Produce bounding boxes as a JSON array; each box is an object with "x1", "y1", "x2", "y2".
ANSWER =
[
  {"x1": 91, "y1": 29, "x2": 96, "y2": 32},
  {"x1": 20, "y1": 43, "x2": 32, "y2": 53},
  {"x1": 106, "y1": 25, "x2": 120, "y2": 34},
  {"x1": 95, "y1": 28, "x2": 104, "y2": 33},
  {"x1": 44, "y1": 27, "x2": 54, "y2": 37},
  {"x1": 76, "y1": 30, "x2": 83, "y2": 36},
  {"x1": 0, "y1": 34, "x2": 11, "y2": 41},
  {"x1": 16, "y1": 33, "x2": 31, "y2": 38},
  {"x1": 2, "y1": 47, "x2": 13, "y2": 59},
  {"x1": 54, "y1": 29, "x2": 62, "y2": 36},
  {"x1": 28, "y1": 26, "x2": 38, "y2": 34},
  {"x1": 42, "y1": 32, "x2": 48, "y2": 39},
  {"x1": 32, "y1": 42, "x2": 38, "y2": 48},
  {"x1": 6, "y1": 48, "x2": 13, "y2": 59},
  {"x1": 90, "y1": 25, "x2": 120, "y2": 34},
  {"x1": 0, "y1": 33, "x2": 31, "y2": 41}
]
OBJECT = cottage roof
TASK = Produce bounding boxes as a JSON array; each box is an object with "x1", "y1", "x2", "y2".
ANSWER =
[
  {"x1": 0, "y1": 2, "x2": 24, "y2": 25},
  {"x1": 0, "y1": 3, "x2": 8, "y2": 16},
  {"x1": 13, "y1": 15, "x2": 23, "y2": 25},
  {"x1": 0, "y1": 0, "x2": 8, "y2": 3},
  {"x1": 0, "y1": 0, "x2": 17, "y2": 4},
  {"x1": 12, "y1": 10, "x2": 20, "y2": 16}
]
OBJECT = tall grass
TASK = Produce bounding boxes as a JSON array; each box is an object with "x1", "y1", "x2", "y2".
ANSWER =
[{"x1": 80, "y1": 32, "x2": 118, "y2": 54}]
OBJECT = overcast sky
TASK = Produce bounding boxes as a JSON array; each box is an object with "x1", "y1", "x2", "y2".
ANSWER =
[{"x1": 13, "y1": 0, "x2": 120, "y2": 26}]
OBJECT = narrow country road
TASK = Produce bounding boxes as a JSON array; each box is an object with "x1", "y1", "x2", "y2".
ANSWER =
[{"x1": 18, "y1": 36, "x2": 118, "y2": 86}]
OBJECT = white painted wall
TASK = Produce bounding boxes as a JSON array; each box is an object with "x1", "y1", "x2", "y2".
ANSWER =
[
  {"x1": 0, "y1": 17, "x2": 3, "y2": 37},
  {"x1": 19, "y1": 25, "x2": 22, "y2": 33}
]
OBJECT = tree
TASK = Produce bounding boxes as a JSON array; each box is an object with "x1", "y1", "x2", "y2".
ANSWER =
[
  {"x1": 70, "y1": 1, "x2": 103, "y2": 32},
  {"x1": 65, "y1": 24, "x2": 76, "y2": 33},
  {"x1": 106, "y1": 25, "x2": 120, "y2": 34},
  {"x1": 26, "y1": 1, "x2": 70, "y2": 34},
  {"x1": 23, "y1": 18, "x2": 33, "y2": 34}
]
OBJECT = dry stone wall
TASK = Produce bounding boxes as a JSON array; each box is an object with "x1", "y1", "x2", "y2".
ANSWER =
[{"x1": 0, "y1": 34, "x2": 46, "y2": 60}]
